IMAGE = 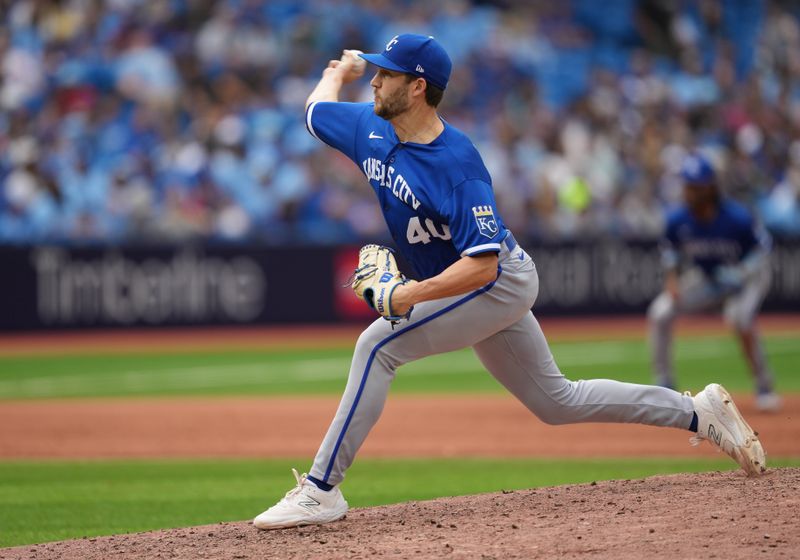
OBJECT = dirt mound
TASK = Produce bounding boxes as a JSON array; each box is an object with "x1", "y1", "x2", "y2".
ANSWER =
[{"x1": 4, "y1": 468, "x2": 798, "y2": 560}]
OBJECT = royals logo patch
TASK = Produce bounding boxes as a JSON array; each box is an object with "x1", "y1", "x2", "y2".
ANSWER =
[{"x1": 473, "y1": 205, "x2": 498, "y2": 238}]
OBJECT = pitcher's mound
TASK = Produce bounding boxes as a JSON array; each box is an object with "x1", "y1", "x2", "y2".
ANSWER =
[{"x1": 6, "y1": 468, "x2": 798, "y2": 559}]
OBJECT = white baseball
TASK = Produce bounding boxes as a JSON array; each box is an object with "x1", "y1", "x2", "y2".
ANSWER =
[{"x1": 344, "y1": 49, "x2": 366, "y2": 77}]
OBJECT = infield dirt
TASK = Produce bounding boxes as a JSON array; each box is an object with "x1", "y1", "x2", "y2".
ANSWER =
[
  {"x1": 3, "y1": 468, "x2": 798, "y2": 560},
  {"x1": 2, "y1": 317, "x2": 799, "y2": 558},
  {"x1": 2, "y1": 393, "x2": 798, "y2": 459}
]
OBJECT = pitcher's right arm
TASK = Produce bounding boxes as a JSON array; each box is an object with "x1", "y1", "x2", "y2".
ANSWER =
[{"x1": 306, "y1": 50, "x2": 365, "y2": 109}]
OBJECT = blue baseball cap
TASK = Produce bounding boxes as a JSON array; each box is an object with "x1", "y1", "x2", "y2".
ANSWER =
[
  {"x1": 359, "y1": 34, "x2": 452, "y2": 90},
  {"x1": 680, "y1": 153, "x2": 716, "y2": 185}
]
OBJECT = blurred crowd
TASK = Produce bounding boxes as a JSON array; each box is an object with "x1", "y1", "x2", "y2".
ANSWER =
[{"x1": 1, "y1": 0, "x2": 800, "y2": 245}]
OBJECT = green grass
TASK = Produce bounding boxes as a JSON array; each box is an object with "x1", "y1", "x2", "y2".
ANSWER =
[
  {"x1": 2, "y1": 457, "x2": 800, "y2": 548},
  {"x1": 2, "y1": 332, "x2": 797, "y2": 547},
  {"x1": 0, "y1": 334, "x2": 798, "y2": 399}
]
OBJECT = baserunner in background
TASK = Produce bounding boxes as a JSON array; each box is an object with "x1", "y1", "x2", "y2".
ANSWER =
[{"x1": 648, "y1": 153, "x2": 780, "y2": 412}]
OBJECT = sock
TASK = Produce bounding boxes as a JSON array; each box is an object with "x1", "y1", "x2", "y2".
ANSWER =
[
  {"x1": 306, "y1": 474, "x2": 334, "y2": 491},
  {"x1": 688, "y1": 411, "x2": 698, "y2": 433}
]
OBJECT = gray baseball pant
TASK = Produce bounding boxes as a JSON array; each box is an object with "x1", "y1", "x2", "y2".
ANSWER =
[
  {"x1": 311, "y1": 240, "x2": 696, "y2": 485},
  {"x1": 648, "y1": 266, "x2": 773, "y2": 390}
]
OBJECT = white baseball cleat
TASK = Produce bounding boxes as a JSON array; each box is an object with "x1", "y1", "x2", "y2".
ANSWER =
[
  {"x1": 689, "y1": 383, "x2": 766, "y2": 476},
  {"x1": 253, "y1": 468, "x2": 348, "y2": 530}
]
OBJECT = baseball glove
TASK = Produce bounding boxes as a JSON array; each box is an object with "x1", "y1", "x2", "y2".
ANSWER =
[{"x1": 346, "y1": 245, "x2": 416, "y2": 321}]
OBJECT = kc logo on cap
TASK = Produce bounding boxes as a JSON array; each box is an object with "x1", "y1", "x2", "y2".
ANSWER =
[{"x1": 360, "y1": 33, "x2": 452, "y2": 90}]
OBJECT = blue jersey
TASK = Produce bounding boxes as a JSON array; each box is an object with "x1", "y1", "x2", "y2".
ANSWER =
[
  {"x1": 662, "y1": 199, "x2": 770, "y2": 276},
  {"x1": 306, "y1": 101, "x2": 506, "y2": 279}
]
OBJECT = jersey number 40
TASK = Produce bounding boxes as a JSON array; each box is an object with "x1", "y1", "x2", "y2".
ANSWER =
[{"x1": 406, "y1": 217, "x2": 451, "y2": 244}]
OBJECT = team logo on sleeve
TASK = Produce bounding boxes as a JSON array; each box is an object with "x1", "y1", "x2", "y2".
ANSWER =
[{"x1": 472, "y1": 205, "x2": 498, "y2": 238}]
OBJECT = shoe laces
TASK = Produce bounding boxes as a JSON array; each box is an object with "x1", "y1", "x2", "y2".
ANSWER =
[{"x1": 282, "y1": 468, "x2": 311, "y2": 500}]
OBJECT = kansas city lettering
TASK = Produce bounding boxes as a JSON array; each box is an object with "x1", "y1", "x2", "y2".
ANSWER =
[{"x1": 362, "y1": 157, "x2": 420, "y2": 210}]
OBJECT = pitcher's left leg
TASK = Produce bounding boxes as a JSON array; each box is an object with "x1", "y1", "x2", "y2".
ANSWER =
[{"x1": 309, "y1": 275, "x2": 531, "y2": 486}]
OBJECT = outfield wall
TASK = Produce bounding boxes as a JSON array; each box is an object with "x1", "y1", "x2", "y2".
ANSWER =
[{"x1": 1, "y1": 239, "x2": 799, "y2": 331}]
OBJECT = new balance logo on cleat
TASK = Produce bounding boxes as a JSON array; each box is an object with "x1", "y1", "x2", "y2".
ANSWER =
[
  {"x1": 707, "y1": 423, "x2": 722, "y2": 446},
  {"x1": 298, "y1": 497, "x2": 321, "y2": 511}
]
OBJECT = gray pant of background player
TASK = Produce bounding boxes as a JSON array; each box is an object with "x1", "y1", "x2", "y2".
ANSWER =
[
  {"x1": 310, "y1": 236, "x2": 696, "y2": 486},
  {"x1": 648, "y1": 266, "x2": 773, "y2": 394}
]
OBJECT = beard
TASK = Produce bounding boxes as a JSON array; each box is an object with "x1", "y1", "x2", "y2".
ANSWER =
[{"x1": 374, "y1": 85, "x2": 410, "y2": 120}]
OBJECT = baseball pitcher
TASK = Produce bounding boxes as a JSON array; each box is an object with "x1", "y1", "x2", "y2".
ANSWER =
[{"x1": 254, "y1": 35, "x2": 767, "y2": 530}]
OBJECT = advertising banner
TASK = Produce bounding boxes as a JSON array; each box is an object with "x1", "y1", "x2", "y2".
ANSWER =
[{"x1": 1, "y1": 240, "x2": 797, "y2": 331}]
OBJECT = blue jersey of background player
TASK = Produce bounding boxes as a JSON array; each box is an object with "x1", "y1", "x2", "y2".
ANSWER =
[
  {"x1": 305, "y1": 70, "x2": 505, "y2": 281},
  {"x1": 648, "y1": 153, "x2": 779, "y2": 411},
  {"x1": 662, "y1": 156, "x2": 768, "y2": 285}
]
